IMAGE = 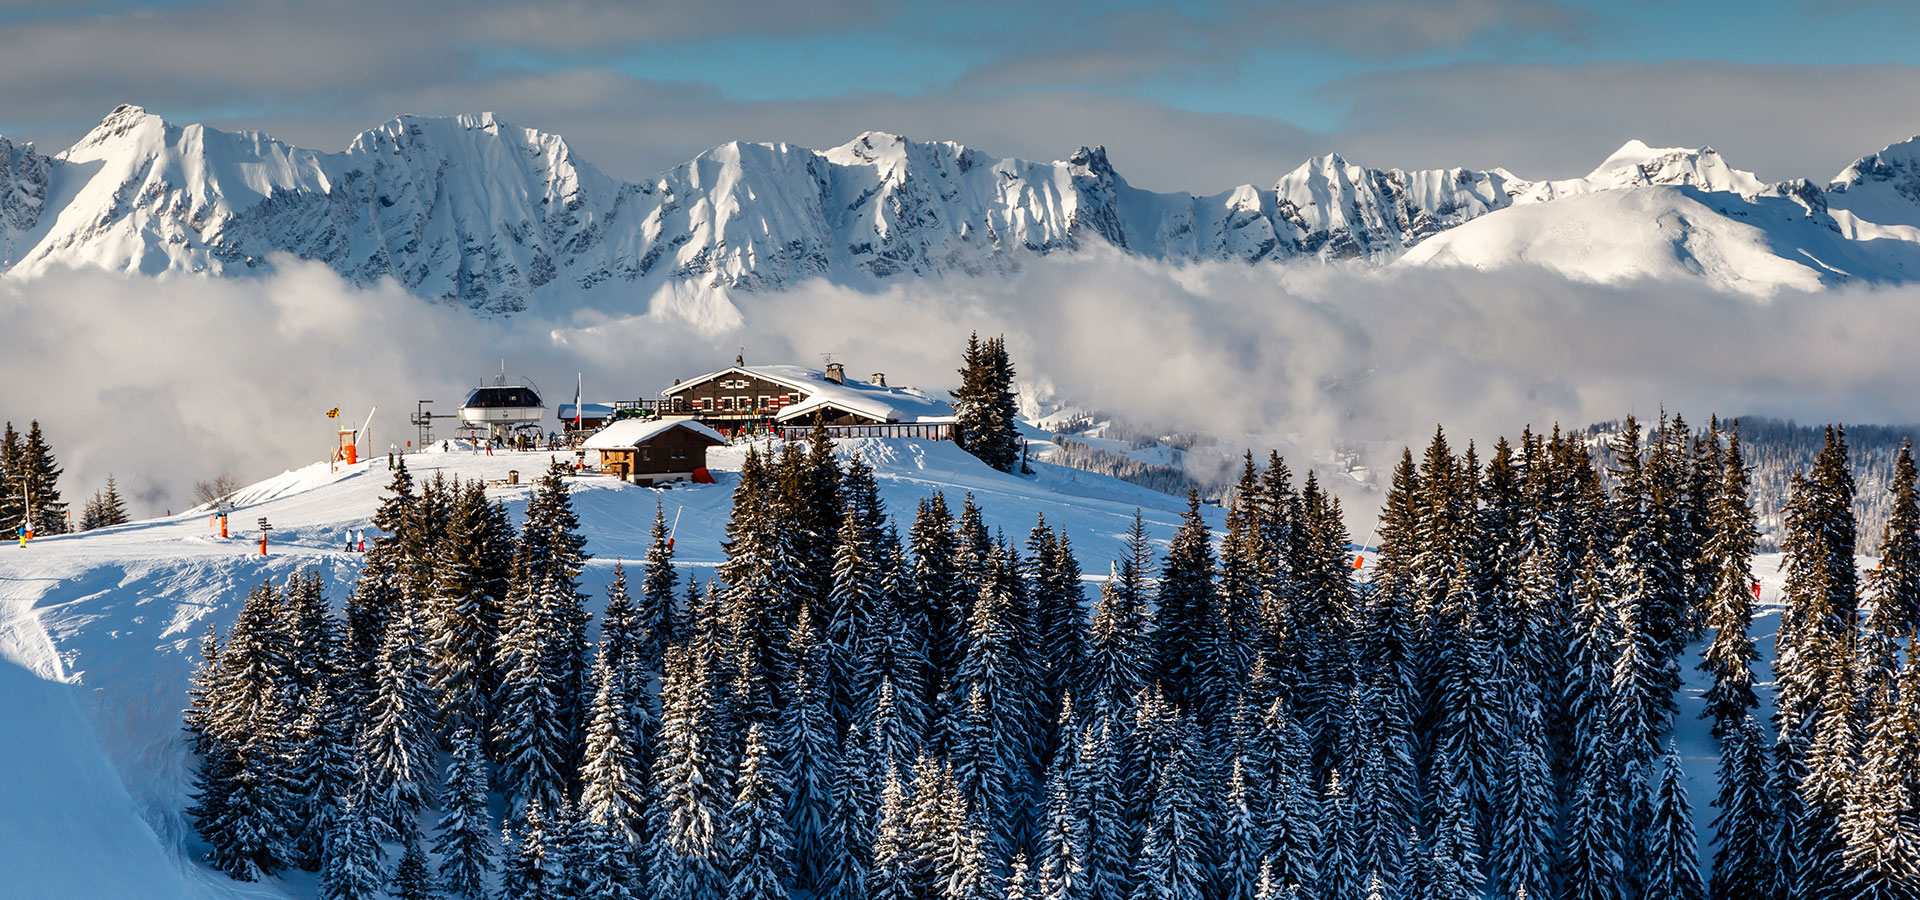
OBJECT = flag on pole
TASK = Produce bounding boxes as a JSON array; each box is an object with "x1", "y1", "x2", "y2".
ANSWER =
[{"x1": 573, "y1": 373, "x2": 583, "y2": 429}]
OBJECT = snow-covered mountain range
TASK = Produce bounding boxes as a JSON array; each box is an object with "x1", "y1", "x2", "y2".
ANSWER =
[{"x1": 6, "y1": 105, "x2": 1920, "y2": 324}]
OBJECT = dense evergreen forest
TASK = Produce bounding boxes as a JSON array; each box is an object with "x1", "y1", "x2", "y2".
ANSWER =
[{"x1": 183, "y1": 415, "x2": 1920, "y2": 900}]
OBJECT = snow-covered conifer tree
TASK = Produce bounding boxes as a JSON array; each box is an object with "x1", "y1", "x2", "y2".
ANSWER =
[
  {"x1": 318, "y1": 787, "x2": 384, "y2": 900},
  {"x1": 1218, "y1": 756, "x2": 1263, "y2": 900},
  {"x1": 434, "y1": 726, "x2": 492, "y2": 900},
  {"x1": 725, "y1": 722, "x2": 794, "y2": 900},
  {"x1": 361, "y1": 589, "x2": 437, "y2": 835},
  {"x1": 1154, "y1": 494, "x2": 1222, "y2": 725},
  {"x1": 1644, "y1": 747, "x2": 1706, "y2": 900},
  {"x1": 1077, "y1": 719, "x2": 1130, "y2": 900},
  {"x1": 1319, "y1": 770, "x2": 1360, "y2": 900},
  {"x1": 581, "y1": 647, "x2": 646, "y2": 877},
  {"x1": 1493, "y1": 687, "x2": 1554, "y2": 900},
  {"x1": 783, "y1": 598, "x2": 839, "y2": 890},
  {"x1": 1709, "y1": 714, "x2": 1772, "y2": 900},
  {"x1": 652, "y1": 642, "x2": 730, "y2": 900},
  {"x1": 1561, "y1": 775, "x2": 1622, "y2": 900},
  {"x1": 1083, "y1": 515, "x2": 1155, "y2": 720},
  {"x1": 390, "y1": 829, "x2": 436, "y2": 900},
  {"x1": 1862, "y1": 443, "x2": 1920, "y2": 692},
  {"x1": 871, "y1": 762, "x2": 915, "y2": 900},
  {"x1": 1700, "y1": 429, "x2": 1761, "y2": 739}
]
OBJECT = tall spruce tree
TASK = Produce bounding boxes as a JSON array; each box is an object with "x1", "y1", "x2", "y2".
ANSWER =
[
  {"x1": 1701, "y1": 429, "x2": 1762, "y2": 740},
  {"x1": 1155, "y1": 494, "x2": 1224, "y2": 726},
  {"x1": 17, "y1": 421, "x2": 66, "y2": 534},
  {"x1": 318, "y1": 785, "x2": 385, "y2": 900},
  {"x1": 1076, "y1": 719, "x2": 1131, "y2": 900},
  {"x1": 652, "y1": 642, "x2": 730, "y2": 900},
  {"x1": 1083, "y1": 514, "x2": 1155, "y2": 719},
  {"x1": 361, "y1": 589, "x2": 437, "y2": 835},
  {"x1": 951, "y1": 333, "x2": 1022, "y2": 472},
  {"x1": 1863, "y1": 443, "x2": 1920, "y2": 691},
  {"x1": 1494, "y1": 687, "x2": 1555, "y2": 900},
  {"x1": 0, "y1": 422, "x2": 22, "y2": 532},
  {"x1": 434, "y1": 727, "x2": 493, "y2": 900},
  {"x1": 1711, "y1": 714, "x2": 1774, "y2": 900},
  {"x1": 1646, "y1": 747, "x2": 1707, "y2": 900},
  {"x1": 428, "y1": 478, "x2": 500, "y2": 741},
  {"x1": 784, "y1": 599, "x2": 839, "y2": 891},
  {"x1": 1562, "y1": 774, "x2": 1623, "y2": 900},
  {"x1": 581, "y1": 647, "x2": 647, "y2": 875},
  {"x1": 725, "y1": 722, "x2": 794, "y2": 900}
]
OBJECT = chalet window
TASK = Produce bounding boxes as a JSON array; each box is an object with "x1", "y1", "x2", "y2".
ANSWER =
[
  {"x1": 758, "y1": 395, "x2": 770, "y2": 409},
  {"x1": 719, "y1": 397, "x2": 731, "y2": 410}
]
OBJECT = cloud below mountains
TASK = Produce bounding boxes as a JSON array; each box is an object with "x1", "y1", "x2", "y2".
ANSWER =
[{"x1": 6, "y1": 255, "x2": 1919, "y2": 520}]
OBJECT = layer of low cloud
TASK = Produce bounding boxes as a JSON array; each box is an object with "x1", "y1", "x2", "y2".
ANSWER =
[{"x1": 7, "y1": 254, "x2": 1920, "y2": 523}]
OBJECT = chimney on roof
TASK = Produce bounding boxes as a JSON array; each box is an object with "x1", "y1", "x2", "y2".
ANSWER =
[
  {"x1": 870, "y1": 372, "x2": 886, "y2": 387},
  {"x1": 825, "y1": 362, "x2": 846, "y2": 384}
]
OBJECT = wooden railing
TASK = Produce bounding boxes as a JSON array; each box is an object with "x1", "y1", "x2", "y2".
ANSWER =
[{"x1": 776, "y1": 422, "x2": 953, "y2": 441}]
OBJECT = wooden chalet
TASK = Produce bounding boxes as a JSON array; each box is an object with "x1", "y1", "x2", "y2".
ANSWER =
[
  {"x1": 662, "y1": 359, "x2": 956, "y2": 434},
  {"x1": 582, "y1": 418, "x2": 727, "y2": 485}
]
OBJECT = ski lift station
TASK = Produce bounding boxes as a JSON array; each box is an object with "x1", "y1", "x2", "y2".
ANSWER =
[{"x1": 458, "y1": 374, "x2": 545, "y2": 438}]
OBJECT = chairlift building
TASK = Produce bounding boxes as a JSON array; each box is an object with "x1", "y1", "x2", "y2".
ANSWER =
[{"x1": 458, "y1": 381, "x2": 545, "y2": 437}]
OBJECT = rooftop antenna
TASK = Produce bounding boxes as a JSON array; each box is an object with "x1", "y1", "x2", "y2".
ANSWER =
[
  {"x1": 498, "y1": 358, "x2": 506, "y2": 385},
  {"x1": 820, "y1": 351, "x2": 836, "y2": 367},
  {"x1": 737, "y1": 345, "x2": 745, "y2": 367}
]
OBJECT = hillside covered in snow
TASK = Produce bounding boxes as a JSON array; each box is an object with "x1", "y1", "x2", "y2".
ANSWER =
[
  {"x1": 6, "y1": 107, "x2": 1920, "y2": 328},
  {"x1": 0, "y1": 437, "x2": 1214, "y2": 898}
]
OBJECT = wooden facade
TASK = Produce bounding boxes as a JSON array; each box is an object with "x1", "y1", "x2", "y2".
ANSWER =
[
  {"x1": 663, "y1": 371, "x2": 806, "y2": 421},
  {"x1": 596, "y1": 425, "x2": 724, "y2": 485}
]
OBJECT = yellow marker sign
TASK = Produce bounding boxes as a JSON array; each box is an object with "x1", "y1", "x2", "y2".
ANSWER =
[{"x1": 327, "y1": 407, "x2": 340, "y2": 419}]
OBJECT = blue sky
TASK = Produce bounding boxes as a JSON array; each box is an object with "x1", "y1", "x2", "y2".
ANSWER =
[
  {"x1": 1, "y1": 0, "x2": 1917, "y2": 190},
  {"x1": 587, "y1": 0, "x2": 1920, "y2": 129}
]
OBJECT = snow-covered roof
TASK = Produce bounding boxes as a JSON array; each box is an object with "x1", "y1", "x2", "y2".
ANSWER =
[
  {"x1": 582, "y1": 418, "x2": 728, "y2": 450},
  {"x1": 667, "y1": 364, "x2": 956, "y2": 424},
  {"x1": 557, "y1": 402, "x2": 615, "y2": 420}
]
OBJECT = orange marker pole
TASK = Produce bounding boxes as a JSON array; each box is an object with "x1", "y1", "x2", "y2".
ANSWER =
[{"x1": 260, "y1": 534, "x2": 268, "y2": 556}]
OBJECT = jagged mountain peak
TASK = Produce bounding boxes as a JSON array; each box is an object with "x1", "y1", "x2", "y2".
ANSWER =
[
  {"x1": 65, "y1": 104, "x2": 164, "y2": 151},
  {"x1": 1068, "y1": 145, "x2": 1115, "y2": 176},
  {"x1": 1581, "y1": 139, "x2": 1766, "y2": 196},
  {"x1": 1830, "y1": 134, "x2": 1920, "y2": 190}
]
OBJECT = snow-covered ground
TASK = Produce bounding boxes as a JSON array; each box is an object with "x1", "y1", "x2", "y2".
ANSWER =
[{"x1": 0, "y1": 436, "x2": 1215, "y2": 898}]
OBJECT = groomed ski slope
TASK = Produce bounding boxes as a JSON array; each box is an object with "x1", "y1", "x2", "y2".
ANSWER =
[{"x1": 0, "y1": 433, "x2": 1791, "y2": 897}]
